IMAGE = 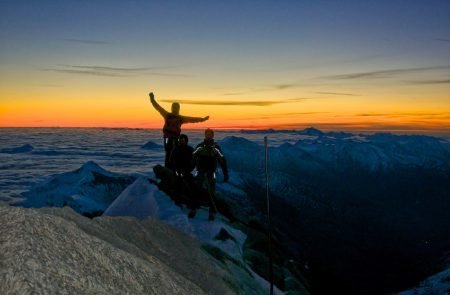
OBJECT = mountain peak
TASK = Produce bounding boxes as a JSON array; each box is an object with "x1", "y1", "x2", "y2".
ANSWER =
[
  {"x1": 219, "y1": 136, "x2": 260, "y2": 150},
  {"x1": 78, "y1": 161, "x2": 109, "y2": 174},
  {"x1": 301, "y1": 127, "x2": 324, "y2": 136},
  {"x1": 141, "y1": 140, "x2": 162, "y2": 150}
]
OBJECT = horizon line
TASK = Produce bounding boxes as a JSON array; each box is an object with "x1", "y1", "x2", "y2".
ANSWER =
[{"x1": 1, "y1": 126, "x2": 449, "y2": 136}]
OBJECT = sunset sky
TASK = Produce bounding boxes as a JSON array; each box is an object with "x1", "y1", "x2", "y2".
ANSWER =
[{"x1": 1, "y1": 1, "x2": 449, "y2": 134}]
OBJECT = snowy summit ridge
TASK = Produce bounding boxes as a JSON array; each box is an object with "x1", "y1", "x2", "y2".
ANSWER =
[{"x1": 7, "y1": 163, "x2": 285, "y2": 294}]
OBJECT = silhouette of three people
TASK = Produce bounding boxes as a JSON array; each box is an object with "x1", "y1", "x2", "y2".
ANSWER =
[{"x1": 149, "y1": 93, "x2": 228, "y2": 220}]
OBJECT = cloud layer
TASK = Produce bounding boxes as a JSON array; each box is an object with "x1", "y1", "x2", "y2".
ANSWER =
[
  {"x1": 316, "y1": 92, "x2": 358, "y2": 96},
  {"x1": 62, "y1": 38, "x2": 112, "y2": 45},
  {"x1": 160, "y1": 97, "x2": 308, "y2": 106},
  {"x1": 323, "y1": 65, "x2": 450, "y2": 80},
  {"x1": 40, "y1": 64, "x2": 191, "y2": 77}
]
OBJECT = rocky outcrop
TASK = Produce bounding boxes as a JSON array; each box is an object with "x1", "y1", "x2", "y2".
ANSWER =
[{"x1": 0, "y1": 204, "x2": 264, "y2": 294}]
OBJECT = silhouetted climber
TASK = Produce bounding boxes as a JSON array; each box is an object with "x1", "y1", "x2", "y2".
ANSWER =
[
  {"x1": 149, "y1": 92, "x2": 209, "y2": 168},
  {"x1": 193, "y1": 128, "x2": 229, "y2": 221},
  {"x1": 170, "y1": 134, "x2": 198, "y2": 216},
  {"x1": 170, "y1": 134, "x2": 195, "y2": 176}
]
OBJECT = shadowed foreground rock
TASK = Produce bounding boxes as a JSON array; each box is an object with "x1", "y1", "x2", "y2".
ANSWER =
[{"x1": 0, "y1": 204, "x2": 264, "y2": 294}]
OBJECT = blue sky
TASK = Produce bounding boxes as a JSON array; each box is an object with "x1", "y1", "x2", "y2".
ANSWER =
[{"x1": 1, "y1": 1, "x2": 449, "y2": 132}]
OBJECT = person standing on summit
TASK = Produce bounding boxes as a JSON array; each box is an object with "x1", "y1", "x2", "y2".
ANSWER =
[
  {"x1": 149, "y1": 92, "x2": 209, "y2": 168},
  {"x1": 193, "y1": 128, "x2": 229, "y2": 220}
]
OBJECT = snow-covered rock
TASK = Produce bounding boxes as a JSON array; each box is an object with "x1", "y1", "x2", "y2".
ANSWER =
[
  {"x1": 103, "y1": 177, "x2": 285, "y2": 294},
  {"x1": 0, "y1": 144, "x2": 33, "y2": 154},
  {"x1": 17, "y1": 161, "x2": 135, "y2": 214},
  {"x1": 141, "y1": 140, "x2": 163, "y2": 150},
  {"x1": 105, "y1": 177, "x2": 248, "y2": 262},
  {"x1": 104, "y1": 177, "x2": 159, "y2": 218}
]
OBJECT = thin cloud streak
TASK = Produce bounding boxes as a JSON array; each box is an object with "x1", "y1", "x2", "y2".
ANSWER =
[
  {"x1": 233, "y1": 112, "x2": 329, "y2": 120},
  {"x1": 434, "y1": 38, "x2": 450, "y2": 42},
  {"x1": 355, "y1": 112, "x2": 450, "y2": 118},
  {"x1": 405, "y1": 79, "x2": 450, "y2": 85},
  {"x1": 160, "y1": 98, "x2": 309, "y2": 106},
  {"x1": 37, "y1": 84, "x2": 64, "y2": 88},
  {"x1": 62, "y1": 38, "x2": 112, "y2": 45},
  {"x1": 219, "y1": 84, "x2": 352, "y2": 98},
  {"x1": 221, "y1": 92, "x2": 248, "y2": 96},
  {"x1": 40, "y1": 64, "x2": 192, "y2": 77},
  {"x1": 267, "y1": 54, "x2": 384, "y2": 72},
  {"x1": 323, "y1": 65, "x2": 450, "y2": 80},
  {"x1": 284, "y1": 111, "x2": 329, "y2": 115},
  {"x1": 41, "y1": 69, "x2": 127, "y2": 77},
  {"x1": 316, "y1": 92, "x2": 358, "y2": 96},
  {"x1": 218, "y1": 82, "x2": 303, "y2": 97},
  {"x1": 273, "y1": 84, "x2": 297, "y2": 90},
  {"x1": 61, "y1": 65, "x2": 152, "y2": 72},
  {"x1": 356, "y1": 113, "x2": 389, "y2": 117}
]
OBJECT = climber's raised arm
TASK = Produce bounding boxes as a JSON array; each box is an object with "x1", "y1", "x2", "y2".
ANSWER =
[
  {"x1": 149, "y1": 92, "x2": 168, "y2": 118},
  {"x1": 182, "y1": 115, "x2": 210, "y2": 124}
]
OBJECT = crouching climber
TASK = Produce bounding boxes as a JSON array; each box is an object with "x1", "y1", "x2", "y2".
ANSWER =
[
  {"x1": 193, "y1": 128, "x2": 229, "y2": 221},
  {"x1": 170, "y1": 134, "x2": 198, "y2": 216}
]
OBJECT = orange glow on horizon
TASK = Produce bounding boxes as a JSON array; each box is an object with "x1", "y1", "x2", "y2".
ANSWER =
[
  {"x1": 2, "y1": 110, "x2": 449, "y2": 135},
  {"x1": 1, "y1": 87, "x2": 449, "y2": 135}
]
